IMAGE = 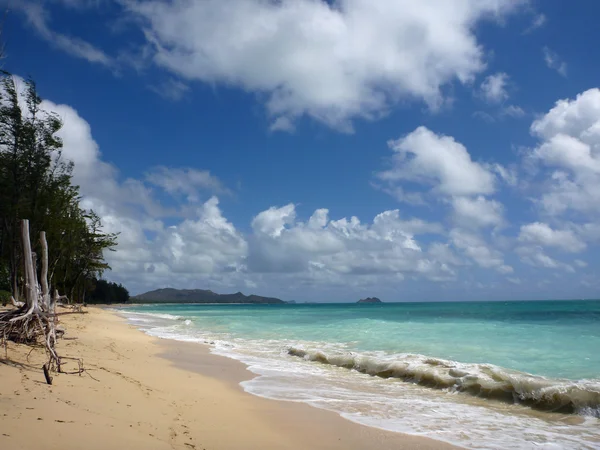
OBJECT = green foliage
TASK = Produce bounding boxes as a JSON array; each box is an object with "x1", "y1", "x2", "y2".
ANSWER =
[
  {"x1": 0, "y1": 72, "x2": 121, "y2": 303},
  {"x1": 87, "y1": 279, "x2": 129, "y2": 304},
  {"x1": 0, "y1": 289, "x2": 10, "y2": 306},
  {"x1": 0, "y1": 260, "x2": 9, "y2": 291}
]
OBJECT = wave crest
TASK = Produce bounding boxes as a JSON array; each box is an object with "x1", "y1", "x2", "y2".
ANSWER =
[{"x1": 288, "y1": 346, "x2": 600, "y2": 416}]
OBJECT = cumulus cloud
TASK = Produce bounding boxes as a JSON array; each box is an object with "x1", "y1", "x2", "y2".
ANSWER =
[
  {"x1": 450, "y1": 229, "x2": 511, "y2": 273},
  {"x1": 376, "y1": 126, "x2": 512, "y2": 271},
  {"x1": 529, "y1": 88, "x2": 600, "y2": 216},
  {"x1": 531, "y1": 89, "x2": 600, "y2": 142},
  {"x1": 21, "y1": 79, "x2": 247, "y2": 293},
  {"x1": 10, "y1": 0, "x2": 531, "y2": 131},
  {"x1": 123, "y1": 0, "x2": 525, "y2": 130},
  {"x1": 378, "y1": 126, "x2": 496, "y2": 197},
  {"x1": 146, "y1": 167, "x2": 230, "y2": 202},
  {"x1": 516, "y1": 246, "x2": 574, "y2": 272},
  {"x1": 154, "y1": 197, "x2": 248, "y2": 274},
  {"x1": 247, "y1": 205, "x2": 447, "y2": 277},
  {"x1": 32, "y1": 92, "x2": 473, "y2": 293},
  {"x1": 502, "y1": 105, "x2": 526, "y2": 118},
  {"x1": 18, "y1": 69, "x2": 600, "y2": 298},
  {"x1": 452, "y1": 196, "x2": 504, "y2": 229},
  {"x1": 479, "y1": 72, "x2": 509, "y2": 103},
  {"x1": 518, "y1": 222, "x2": 586, "y2": 253}
]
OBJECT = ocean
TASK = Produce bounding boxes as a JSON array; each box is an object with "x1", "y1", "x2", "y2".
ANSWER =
[{"x1": 121, "y1": 300, "x2": 600, "y2": 449}]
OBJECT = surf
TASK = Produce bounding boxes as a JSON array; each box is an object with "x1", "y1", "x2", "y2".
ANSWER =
[{"x1": 288, "y1": 346, "x2": 600, "y2": 416}]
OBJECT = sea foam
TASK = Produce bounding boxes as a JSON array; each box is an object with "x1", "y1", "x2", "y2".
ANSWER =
[
  {"x1": 288, "y1": 346, "x2": 600, "y2": 416},
  {"x1": 120, "y1": 305, "x2": 600, "y2": 450}
]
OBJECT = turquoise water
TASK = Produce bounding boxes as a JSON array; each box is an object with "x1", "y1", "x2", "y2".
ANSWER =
[{"x1": 124, "y1": 301, "x2": 600, "y2": 449}]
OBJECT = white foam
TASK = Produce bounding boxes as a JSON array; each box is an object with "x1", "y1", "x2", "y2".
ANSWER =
[{"x1": 122, "y1": 310, "x2": 600, "y2": 450}]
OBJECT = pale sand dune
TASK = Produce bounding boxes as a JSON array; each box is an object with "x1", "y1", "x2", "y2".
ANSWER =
[{"x1": 0, "y1": 307, "x2": 459, "y2": 450}]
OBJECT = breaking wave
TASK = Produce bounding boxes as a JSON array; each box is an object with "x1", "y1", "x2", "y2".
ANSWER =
[
  {"x1": 121, "y1": 310, "x2": 183, "y2": 321},
  {"x1": 288, "y1": 346, "x2": 600, "y2": 416}
]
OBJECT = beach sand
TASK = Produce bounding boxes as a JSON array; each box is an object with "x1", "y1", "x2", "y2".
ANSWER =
[{"x1": 0, "y1": 307, "x2": 459, "y2": 450}]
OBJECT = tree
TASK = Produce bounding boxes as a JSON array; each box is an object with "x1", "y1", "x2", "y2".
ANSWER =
[
  {"x1": 0, "y1": 26, "x2": 118, "y2": 384},
  {"x1": 0, "y1": 220, "x2": 83, "y2": 383},
  {"x1": 0, "y1": 74, "x2": 62, "y2": 298},
  {"x1": 88, "y1": 279, "x2": 130, "y2": 304},
  {"x1": 0, "y1": 72, "x2": 118, "y2": 304}
]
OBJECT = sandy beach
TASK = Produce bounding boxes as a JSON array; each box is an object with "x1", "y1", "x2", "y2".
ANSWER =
[{"x1": 0, "y1": 307, "x2": 457, "y2": 450}]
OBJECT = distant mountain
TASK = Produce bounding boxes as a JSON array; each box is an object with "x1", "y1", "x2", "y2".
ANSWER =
[
  {"x1": 132, "y1": 288, "x2": 285, "y2": 304},
  {"x1": 357, "y1": 297, "x2": 382, "y2": 304}
]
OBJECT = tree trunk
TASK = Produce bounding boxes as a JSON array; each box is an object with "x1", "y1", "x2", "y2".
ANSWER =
[
  {"x1": 1, "y1": 219, "x2": 85, "y2": 379},
  {"x1": 40, "y1": 231, "x2": 50, "y2": 310},
  {"x1": 21, "y1": 219, "x2": 38, "y2": 312}
]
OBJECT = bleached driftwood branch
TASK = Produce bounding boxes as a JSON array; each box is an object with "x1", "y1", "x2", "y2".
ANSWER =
[{"x1": 0, "y1": 219, "x2": 85, "y2": 384}]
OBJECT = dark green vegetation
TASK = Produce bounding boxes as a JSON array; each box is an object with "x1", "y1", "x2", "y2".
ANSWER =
[
  {"x1": 0, "y1": 73, "x2": 118, "y2": 304},
  {"x1": 87, "y1": 279, "x2": 129, "y2": 304},
  {"x1": 357, "y1": 297, "x2": 382, "y2": 303},
  {"x1": 0, "y1": 289, "x2": 10, "y2": 306},
  {"x1": 132, "y1": 288, "x2": 285, "y2": 304}
]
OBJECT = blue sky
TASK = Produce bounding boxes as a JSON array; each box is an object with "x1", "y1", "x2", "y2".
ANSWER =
[{"x1": 5, "y1": 0, "x2": 600, "y2": 301}]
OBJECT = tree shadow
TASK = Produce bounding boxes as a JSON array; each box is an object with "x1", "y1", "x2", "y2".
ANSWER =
[{"x1": 0, "y1": 357, "x2": 40, "y2": 372}]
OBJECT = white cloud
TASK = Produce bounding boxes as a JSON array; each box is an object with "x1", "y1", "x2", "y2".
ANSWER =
[
  {"x1": 518, "y1": 222, "x2": 586, "y2": 253},
  {"x1": 378, "y1": 126, "x2": 496, "y2": 197},
  {"x1": 155, "y1": 197, "x2": 248, "y2": 274},
  {"x1": 488, "y1": 163, "x2": 518, "y2": 186},
  {"x1": 124, "y1": 0, "x2": 526, "y2": 130},
  {"x1": 524, "y1": 13, "x2": 546, "y2": 34},
  {"x1": 12, "y1": 1, "x2": 113, "y2": 67},
  {"x1": 497, "y1": 264, "x2": 514, "y2": 274},
  {"x1": 542, "y1": 47, "x2": 567, "y2": 77},
  {"x1": 248, "y1": 205, "x2": 447, "y2": 277},
  {"x1": 270, "y1": 117, "x2": 296, "y2": 133},
  {"x1": 531, "y1": 89, "x2": 600, "y2": 142},
  {"x1": 19, "y1": 82, "x2": 481, "y2": 294},
  {"x1": 516, "y1": 246, "x2": 574, "y2": 272},
  {"x1": 21, "y1": 81, "x2": 250, "y2": 293},
  {"x1": 148, "y1": 78, "x2": 190, "y2": 101},
  {"x1": 452, "y1": 196, "x2": 504, "y2": 229},
  {"x1": 372, "y1": 185, "x2": 427, "y2": 206},
  {"x1": 450, "y1": 229, "x2": 510, "y2": 272},
  {"x1": 472, "y1": 110, "x2": 496, "y2": 123},
  {"x1": 473, "y1": 105, "x2": 525, "y2": 122},
  {"x1": 479, "y1": 72, "x2": 509, "y2": 103},
  {"x1": 529, "y1": 88, "x2": 600, "y2": 216},
  {"x1": 535, "y1": 135, "x2": 598, "y2": 172},
  {"x1": 427, "y1": 243, "x2": 464, "y2": 267},
  {"x1": 146, "y1": 166, "x2": 229, "y2": 202},
  {"x1": 502, "y1": 105, "x2": 525, "y2": 118},
  {"x1": 377, "y1": 127, "x2": 508, "y2": 259},
  {"x1": 19, "y1": 70, "x2": 600, "y2": 298},
  {"x1": 252, "y1": 204, "x2": 297, "y2": 238},
  {"x1": 103, "y1": 197, "x2": 249, "y2": 292}
]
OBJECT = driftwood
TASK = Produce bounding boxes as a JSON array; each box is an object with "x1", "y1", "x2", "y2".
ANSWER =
[
  {"x1": 0, "y1": 220, "x2": 85, "y2": 383},
  {"x1": 10, "y1": 295, "x2": 24, "y2": 308}
]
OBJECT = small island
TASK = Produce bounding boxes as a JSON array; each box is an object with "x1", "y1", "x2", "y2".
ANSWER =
[{"x1": 357, "y1": 297, "x2": 382, "y2": 304}]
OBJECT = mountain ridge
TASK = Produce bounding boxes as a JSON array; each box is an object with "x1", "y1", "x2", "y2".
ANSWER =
[{"x1": 131, "y1": 288, "x2": 285, "y2": 304}]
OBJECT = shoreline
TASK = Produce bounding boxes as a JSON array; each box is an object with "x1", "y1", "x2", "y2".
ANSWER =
[{"x1": 0, "y1": 306, "x2": 459, "y2": 449}]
